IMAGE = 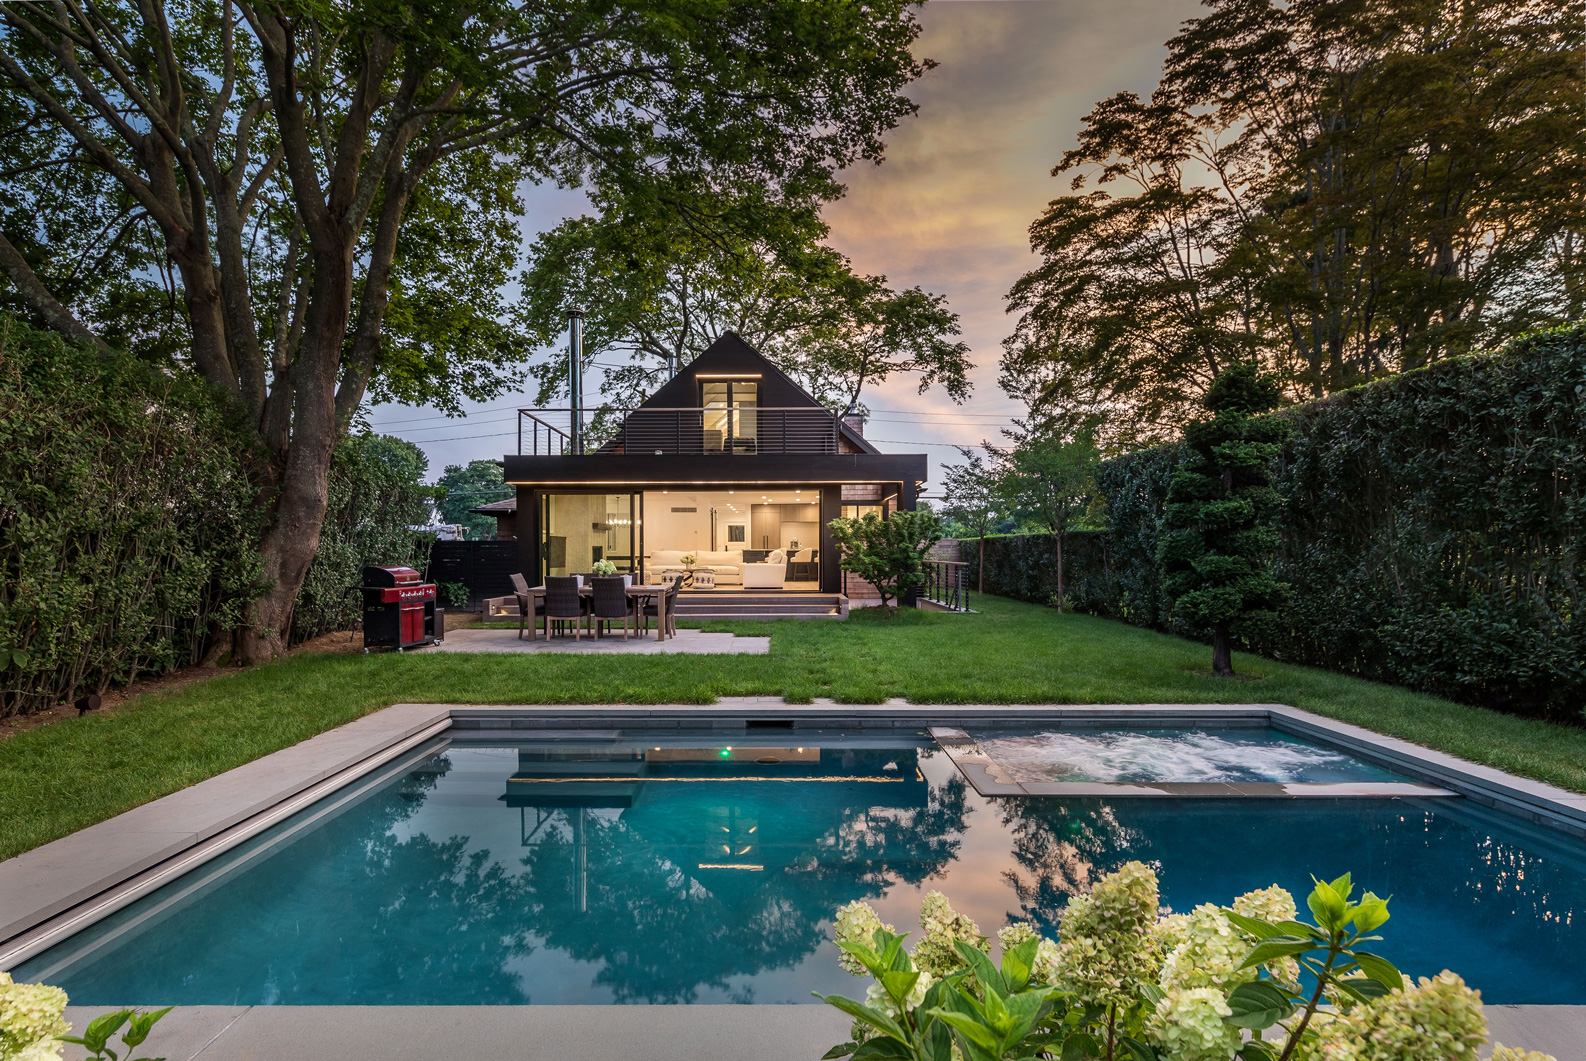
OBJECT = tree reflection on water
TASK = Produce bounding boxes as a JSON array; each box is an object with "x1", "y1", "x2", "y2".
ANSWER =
[{"x1": 509, "y1": 745, "x2": 969, "y2": 1002}]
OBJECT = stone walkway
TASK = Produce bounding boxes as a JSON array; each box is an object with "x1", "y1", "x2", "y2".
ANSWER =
[{"x1": 420, "y1": 626, "x2": 770, "y2": 655}]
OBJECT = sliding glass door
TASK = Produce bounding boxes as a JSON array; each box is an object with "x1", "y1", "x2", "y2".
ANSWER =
[{"x1": 539, "y1": 492, "x2": 639, "y2": 579}]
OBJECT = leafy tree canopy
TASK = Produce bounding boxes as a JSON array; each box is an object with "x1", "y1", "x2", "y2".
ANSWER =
[
  {"x1": 1004, "y1": 0, "x2": 1584, "y2": 441},
  {"x1": 0, "y1": 0, "x2": 932, "y2": 658},
  {"x1": 518, "y1": 183, "x2": 973, "y2": 411},
  {"x1": 436, "y1": 459, "x2": 510, "y2": 539}
]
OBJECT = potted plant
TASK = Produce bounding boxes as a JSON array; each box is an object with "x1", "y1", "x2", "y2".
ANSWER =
[{"x1": 591, "y1": 558, "x2": 630, "y2": 586}]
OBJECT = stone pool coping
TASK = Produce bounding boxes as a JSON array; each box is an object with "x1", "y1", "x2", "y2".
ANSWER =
[
  {"x1": 53, "y1": 1004, "x2": 1586, "y2": 1061},
  {"x1": 4, "y1": 698, "x2": 1585, "y2": 1058}
]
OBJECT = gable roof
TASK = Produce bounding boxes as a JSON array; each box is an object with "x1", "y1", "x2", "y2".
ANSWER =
[{"x1": 629, "y1": 331, "x2": 877, "y2": 454}]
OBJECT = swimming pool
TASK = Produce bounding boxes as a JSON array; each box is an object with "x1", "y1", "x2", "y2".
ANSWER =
[{"x1": 15, "y1": 728, "x2": 1586, "y2": 1006}]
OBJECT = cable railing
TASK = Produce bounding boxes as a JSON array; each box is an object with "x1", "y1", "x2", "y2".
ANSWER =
[
  {"x1": 517, "y1": 407, "x2": 844, "y2": 456},
  {"x1": 920, "y1": 560, "x2": 971, "y2": 612}
]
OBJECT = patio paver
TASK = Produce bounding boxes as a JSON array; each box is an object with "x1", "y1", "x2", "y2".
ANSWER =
[{"x1": 422, "y1": 627, "x2": 769, "y2": 655}]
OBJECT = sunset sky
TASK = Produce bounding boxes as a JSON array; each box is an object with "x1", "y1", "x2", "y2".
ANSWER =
[{"x1": 366, "y1": 0, "x2": 1204, "y2": 492}]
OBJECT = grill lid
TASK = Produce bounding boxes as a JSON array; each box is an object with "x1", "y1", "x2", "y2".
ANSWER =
[{"x1": 362, "y1": 565, "x2": 421, "y2": 587}]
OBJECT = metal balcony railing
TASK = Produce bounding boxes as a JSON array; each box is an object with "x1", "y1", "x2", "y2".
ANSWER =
[
  {"x1": 517, "y1": 407, "x2": 843, "y2": 456},
  {"x1": 920, "y1": 560, "x2": 971, "y2": 612}
]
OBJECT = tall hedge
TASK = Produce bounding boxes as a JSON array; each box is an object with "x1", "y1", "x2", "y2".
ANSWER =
[
  {"x1": 976, "y1": 325, "x2": 1586, "y2": 720},
  {"x1": 0, "y1": 319, "x2": 263, "y2": 717}
]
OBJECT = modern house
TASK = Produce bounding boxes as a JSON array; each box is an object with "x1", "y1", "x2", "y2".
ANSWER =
[{"x1": 498, "y1": 331, "x2": 928, "y2": 614}]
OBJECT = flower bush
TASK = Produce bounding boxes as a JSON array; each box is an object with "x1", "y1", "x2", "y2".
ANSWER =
[
  {"x1": 0, "y1": 971, "x2": 168, "y2": 1061},
  {"x1": 818, "y1": 864, "x2": 1560, "y2": 1061}
]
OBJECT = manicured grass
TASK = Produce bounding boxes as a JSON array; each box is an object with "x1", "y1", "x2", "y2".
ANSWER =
[{"x1": 4, "y1": 593, "x2": 1586, "y2": 861}]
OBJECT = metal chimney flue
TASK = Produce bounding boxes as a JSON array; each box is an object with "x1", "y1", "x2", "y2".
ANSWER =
[{"x1": 567, "y1": 309, "x2": 584, "y2": 455}]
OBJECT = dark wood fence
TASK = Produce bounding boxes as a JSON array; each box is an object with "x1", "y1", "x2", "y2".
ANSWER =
[{"x1": 425, "y1": 540, "x2": 520, "y2": 610}]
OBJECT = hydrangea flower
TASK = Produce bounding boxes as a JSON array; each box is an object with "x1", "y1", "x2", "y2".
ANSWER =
[
  {"x1": 1052, "y1": 860, "x2": 1162, "y2": 1008},
  {"x1": 1489, "y1": 1046, "x2": 1558, "y2": 1061},
  {"x1": 0, "y1": 971, "x2": 68, "y2": 1061},
  {"x1": 833, "y1": 900, "x2": 893, "y2": 976},
  {"x1": 911, "y1": 891, "x2": 987, "y2": 976},
  {"x1": 1231, "y1": 884, "x2": 1297, "y2": 924},
  {"x1": 1160, "y1": 903, "x2": 1256, "y2": 992},
  {"x1": 1317, "y1": 971, "x2": 1487, "y2": 1061},
  {"x1": 997, "y1": 922, "x2": 1060, "y2": 985},
  {"x1": 1146, "y1": 986, "x2": 1241, "y2": 1061},
  {"x1": 865, "y1": 969, "x2": 936, "y2": 1019}
]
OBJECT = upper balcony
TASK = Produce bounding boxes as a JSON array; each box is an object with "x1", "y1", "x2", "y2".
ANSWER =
[{"x1": 517, "y1": 406, "x2": 846, "y2": 456}]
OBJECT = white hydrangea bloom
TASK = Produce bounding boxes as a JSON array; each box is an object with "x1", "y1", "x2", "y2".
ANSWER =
[
  {"x1": 1147, "y1": 986, "x2": 1241, "y2": 1061},
  {"x1": 1489, "y1": 1046, "x2": 1558, "y2": 1061},
  {"x1": 996, "y1": 922, "x2": 1060, "y2": 985},
  {"x1": 1160, "y1": 904, "x2": 1253, "y2": 992},
  {"x1": 911, "y1": 891, "x2": 986, "y2": 976},
  {"x1": 1053, "y1": 861, "x2": 1162, "y2": 1009},
  {"x1": 1316, "y1": 970, "x2": 1488, "y2": 1061},
  {"x1": 833, "y1": 900, "x2": 894, "y2": 976},
  {"x1": 0, "y1": 971, "x2": 69, "y2": 1061},
  {"x1": 1231, "y1": 884, "x2": 1297, "y2": 924},
  {"x1": 865, "y1": 969, "x2": 936, "y2": 1019}
]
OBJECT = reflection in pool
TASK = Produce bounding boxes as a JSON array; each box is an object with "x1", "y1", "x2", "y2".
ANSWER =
[{"x1": 17, "y1": 731, "x2": 1586, "y2": 1005}]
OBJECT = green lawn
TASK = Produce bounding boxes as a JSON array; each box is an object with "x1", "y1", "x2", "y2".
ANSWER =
[{"x1": 4, "y1": 593, "x2": 1585, "y2": 862}]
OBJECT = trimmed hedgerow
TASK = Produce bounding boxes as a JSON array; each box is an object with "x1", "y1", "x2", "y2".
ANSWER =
[
  {"x1": 0, "y1": 319, "x2": 263, "y2": 717},
  {"x1": 977, "y1": 325, "x2": 1586, "y2": 720}
]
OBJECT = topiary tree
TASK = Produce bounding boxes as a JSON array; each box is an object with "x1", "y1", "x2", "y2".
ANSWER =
[
  {"x1": 828, "y1": 509, "x2": 944, "y2": 612},
  {"x1": 1158, "y1": 363, "x2": 1291, "y2": 675}
]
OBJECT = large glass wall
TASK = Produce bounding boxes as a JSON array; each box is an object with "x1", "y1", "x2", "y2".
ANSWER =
[
  {"x1": 641, "y1": 488, "x2": 820, "y2": 589},
  {"x1": 540, "y1": 493, "x2": 636, "y2": 578},
  {"x1": 701, "y1": 381, "x2": 758, "y2": 454}
]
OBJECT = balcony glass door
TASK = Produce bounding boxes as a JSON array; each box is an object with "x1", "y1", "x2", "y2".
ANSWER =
[{"x1": 702, "y1": 381, "x2": 758, "y2": 454}]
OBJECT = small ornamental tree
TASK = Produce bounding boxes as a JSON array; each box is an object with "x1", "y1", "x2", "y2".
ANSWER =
[
  {"x1": 941, "y1": 447, "x2": 1004, "y2": 592},
  {"x1": 1159, "y1": 363, "x2": 1291, "y2": 676},
  {"x1": 998, "y1": 419, "x2": 1102, "y2": 612},
  {"x1": 828, "y1": 509, "x2": 944, "y2": 611}
]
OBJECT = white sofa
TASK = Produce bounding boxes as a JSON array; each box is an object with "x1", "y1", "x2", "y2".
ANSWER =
[
  {"x1": 649, "y1": 549, "x2": 743, "y2": 585},
  {"x1": 741, "y1": 549, "x2": 786, "y2": 589}
]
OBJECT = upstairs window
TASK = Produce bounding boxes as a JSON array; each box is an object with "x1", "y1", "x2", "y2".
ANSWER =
[{"x1": 702, "y1": 380, "x2": 758, "y2": 454}]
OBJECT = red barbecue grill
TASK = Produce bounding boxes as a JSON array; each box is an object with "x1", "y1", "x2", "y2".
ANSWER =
[{"x1": 359, "y1": 566, "x2": 441, "y2": 652}]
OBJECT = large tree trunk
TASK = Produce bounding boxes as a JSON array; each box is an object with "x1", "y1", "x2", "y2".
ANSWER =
[
  {"x1": 1054, "y1": 531, "x2": 1065, "y2": 612},
  {"x1": 1212, "y1": 622, "x2": 1235, "y2": 677}
]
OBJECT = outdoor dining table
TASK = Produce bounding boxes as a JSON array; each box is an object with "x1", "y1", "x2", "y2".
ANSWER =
[{"x1": 520, "y1": 583, "x2": 671, "y2": 641}]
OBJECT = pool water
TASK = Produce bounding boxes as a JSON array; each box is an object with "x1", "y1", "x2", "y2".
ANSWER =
[
  {"x1": 16, "y1": 731, "x2": 1586, "y2": 1005},
  {"x1": 968, "y1": 727, "x2": 1408, "y2": 784}
]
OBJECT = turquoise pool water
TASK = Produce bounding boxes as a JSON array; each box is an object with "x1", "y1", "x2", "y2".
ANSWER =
[{"x1": 16, "y1": 731, "x2": 1586, "y2": 1005}]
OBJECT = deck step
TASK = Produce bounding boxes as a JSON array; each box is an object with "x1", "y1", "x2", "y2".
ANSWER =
[{"x1": 672, "y1": 592, "x2": 845, "y2": 620}]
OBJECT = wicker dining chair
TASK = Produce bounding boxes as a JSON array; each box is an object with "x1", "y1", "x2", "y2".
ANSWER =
[
  {"x1": 589, "y1": 576, "x2": 632, "y2": 640},
  {"x1": 544, "y1": 576, "x2": 586, "y2": 640},
  {"x1": 642, "y1": 574, "x2": 686, "y2": 639},
  {"x1": 510, "y1": 572, "x2": 545, "y2": 641}
]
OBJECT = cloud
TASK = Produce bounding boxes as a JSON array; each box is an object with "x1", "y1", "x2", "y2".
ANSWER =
[{"x1": 824, "y1": 0, "x2": 1200, "y2": 484}]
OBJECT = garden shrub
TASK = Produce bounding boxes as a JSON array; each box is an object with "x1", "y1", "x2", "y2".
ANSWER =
[
  {"x1": 820, "y1": 865, "x2": 1556, "y2": 1061},
  {"x1": 977, "y1": 325, "x2": 1586, "y2": 719},
  {"x1": 0, "y1": 319, "x2": 262, "y2": 717},
  {"x1": 289, "y1": 434, "x2": 438, "y2": 644}
]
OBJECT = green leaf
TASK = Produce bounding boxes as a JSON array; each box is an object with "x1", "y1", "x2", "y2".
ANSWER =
[
  {"x1": 822, "y1": 1043, "x2": 860, "y2": 1059},
  {"x1": 1307, "y1": 879, "x2": 1348, "y2": 933},
  {"x1": 79, "y1": 1011, "x2": 132, "y2": 1053},
  {"x1": 1117, "y1": 1035, "x2": 1161, "y2": 1061},
  {"x1": 121, "y1": 1007, "x2": 173, "y2": 1049},
  {"x1": 1002, "y1": 936, "x2": 1038, "y2": 991},
  {"x1": 1275, "y1": 920, "x2": 1326, "y2": 940},
  {"x1": 1223, "y1": 910, "x2": 1282, "y2": 939},
  {"x1": 1350, "y1": 950, "x2": 1403, "y2": 989},
  {"x1": 0, "y1": 647, "x2": 11, "y2": 670},
  {"x1": 1333, "y1": 977, "x2": 1392, "y2": 1003},
  {"x1": 880, "y1": 969, "x2": 922, "y2": 1007},
  {"x1": 11, "y1": 649, "x2": 29, "y2": 669},
  {"x1": 1350, "y1": 894, "x2": 1391, "y2": 934},
  {"x1": 955, "y1": 939, "x2": 1008, "y2": 1000},
  {"x1": 854, "y1": 1037, "x2": 916, "y2": 1060},
  {"x1": 921, "y1": 1010, "x2": 1002, "y2": 1054},
  {"x1": 1223, "y1": 981, "x2": 1296, "y2": 1029},
  {"x1": 816, "y1": 994, "x2": 910, "y2": 1044},
  {"x1": 1062, "y1": 1031, "x2": 1102, "y2": 1061},
  {"x1": 1238, "y1": 938, "x2": 1316, "y2": 969},
  {"x1": 1239, "y1": 1040, "x2": 1278, "y2": 1061}
]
